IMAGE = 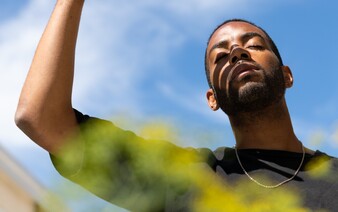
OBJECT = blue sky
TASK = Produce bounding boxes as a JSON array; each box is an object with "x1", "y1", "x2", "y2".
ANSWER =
[{"x1": 1, "y1": 0, "x2": 338, "y2": 210}]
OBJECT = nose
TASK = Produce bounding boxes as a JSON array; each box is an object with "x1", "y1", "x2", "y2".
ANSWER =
[{"x1": 229, "y1": 47, "x2": 251, "y2": 65}]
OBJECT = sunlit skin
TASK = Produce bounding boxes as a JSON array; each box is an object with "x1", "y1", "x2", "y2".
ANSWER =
[
  {"x1": 208, "y1": 26, "x2": 280, "y2": 93},
  {"x1": 205, "y1": 21, "x2": 314, "y2": 154}
]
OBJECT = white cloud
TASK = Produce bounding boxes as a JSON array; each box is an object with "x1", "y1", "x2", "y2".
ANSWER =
[
  {"x1": 1, "y1": 0, "x2": 310, "y2": 148},
  {"x1": 293, "y1": 117, "x2": 338, "y2": 154},
  {"x1": 156, "y1": 82, "x2": 228, "y2": 124},
  {"x1": 0, "y1": 0, "x2": 306, "y2": 151},
  {"x1": 0, "y1": 1, "x2": 319, "y2": 210},
  {"x1": 0, "y1": 0, "x2": 52, "y2": 149}
]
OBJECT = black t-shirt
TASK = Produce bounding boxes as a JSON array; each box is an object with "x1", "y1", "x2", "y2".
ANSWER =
[
  {"x1": 51, "y1": 110, "x2": 338, "y2": 211},
  {"x1": 212, "y1": 147, "x2": 338, "y2": 210}
]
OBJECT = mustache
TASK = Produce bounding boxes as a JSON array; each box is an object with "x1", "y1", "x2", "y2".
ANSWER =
[
  {"x1": 211, "y1": 60, "x2": 264, "y2": 108},
  {"x1": 225, "y1": 61, "x2": 262, "y2": 97},
  {"x1": 212, "y1": 59, "x2": 263, "y2": 91}
]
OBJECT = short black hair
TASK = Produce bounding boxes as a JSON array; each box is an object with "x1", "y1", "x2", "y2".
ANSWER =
[{"x1": 204, "y1": 19, "x2": 284, "y2": 88}]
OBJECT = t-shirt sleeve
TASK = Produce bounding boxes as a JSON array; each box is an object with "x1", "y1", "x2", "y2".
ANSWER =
[
  {"x1": 50, "y1": 109, "x2": 206, "y2": 211},
  {"x1": 50, "y1": 109, "x2": 115, "y2": 178}
]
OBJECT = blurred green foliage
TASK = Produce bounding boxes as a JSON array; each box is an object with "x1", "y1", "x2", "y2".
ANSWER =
[{"x1": 47, "y1": 120, "x2": 337, "y2": 211}]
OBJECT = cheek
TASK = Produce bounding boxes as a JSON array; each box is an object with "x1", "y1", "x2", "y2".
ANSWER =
[
  {"x1": 210, "y1": 60, "x2": 229, "y2": 89},
  {"x1": 252, "y1": 52, "x2": 280, "y2": 70}
]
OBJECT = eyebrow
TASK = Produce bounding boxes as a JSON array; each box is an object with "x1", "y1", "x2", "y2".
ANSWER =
[{"x1": 208, "y1": 32, "x2": 265, "y2": 56}]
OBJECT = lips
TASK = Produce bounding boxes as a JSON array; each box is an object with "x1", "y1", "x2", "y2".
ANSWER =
[{"x1": 230, "y1": 62, "x2": 260, "y2": 80}]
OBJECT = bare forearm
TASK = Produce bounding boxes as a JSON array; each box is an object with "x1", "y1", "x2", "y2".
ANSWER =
[
  {"x1": 16, "y1": 0, "x2": 85, "y2": 153},
  {"x1": 25, "y1": 0, "x2": 84, "y2": 109}
]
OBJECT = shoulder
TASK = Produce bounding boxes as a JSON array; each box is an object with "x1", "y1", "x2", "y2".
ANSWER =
[
  {"x1": 306, "y1": 150, "x2": 338, "y2": 178},
  {"x1": 312, "y1": 150, "x2": 338, "y2": 164}
]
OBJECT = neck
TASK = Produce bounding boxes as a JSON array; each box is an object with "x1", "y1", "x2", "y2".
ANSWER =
[{"x1": 229, "y1": 98, "x2": 302, "y2": 153}]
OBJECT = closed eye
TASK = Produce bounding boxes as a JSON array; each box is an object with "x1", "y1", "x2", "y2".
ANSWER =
[
  {"x1": 214, "y1": 52, "x2": 229, "y2": 63},
  {"x1": 247, "y1": 45, "x2": 264, "y2": 50}
]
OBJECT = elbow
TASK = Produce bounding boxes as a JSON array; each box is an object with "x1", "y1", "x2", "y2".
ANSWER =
[
  {"x1": 15, "y1": 102, "x2": 77, "y2": 154},
  {"x1": 15, "y1": 107, "x2": 54, "y2": 153},
  {"x1": 15, "y1": 105, "x2": 38, "y2": 136},
  {"x1": 15, "y1": 106, "x2": 49, "y2": 150},
  {"x1": 15, "y1": 107, "x2": 31, "y2": 133}
]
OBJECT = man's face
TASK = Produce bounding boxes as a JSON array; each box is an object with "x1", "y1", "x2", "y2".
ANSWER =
[{"x1": 206, "y1": 21, "x2": 287, "y2": 115}]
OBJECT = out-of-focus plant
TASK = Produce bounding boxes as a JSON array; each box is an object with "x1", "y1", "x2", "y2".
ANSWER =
[{"x1": 49, "y1": 119, "x2": 336, "y2": 212}]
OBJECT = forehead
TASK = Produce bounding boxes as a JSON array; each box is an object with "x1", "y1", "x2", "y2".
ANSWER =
[{"x1": 207, "y1": 21, "x2": 268, "y2": 53}]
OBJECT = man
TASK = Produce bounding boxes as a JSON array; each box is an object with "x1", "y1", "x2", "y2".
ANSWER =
[{"x1": 15, "y1": 0, "x2": 338, "y2": 211}]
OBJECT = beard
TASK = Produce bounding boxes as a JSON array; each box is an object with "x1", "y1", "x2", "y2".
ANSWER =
[{"x1": 215, "y1": 66, "x2": 286, "y2": 116}]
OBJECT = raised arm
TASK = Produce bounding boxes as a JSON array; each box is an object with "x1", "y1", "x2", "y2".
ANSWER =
[{"x1": 15, "y1": 0, "x2": 85, "y2": 155}]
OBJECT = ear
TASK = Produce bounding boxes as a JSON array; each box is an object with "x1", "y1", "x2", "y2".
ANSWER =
[
  {"x1": 206, "y1": 89, "x2": 219, "y2": 111},
  {"x1": 281, "y1": 66, "x2": 293, "y2": 88}
]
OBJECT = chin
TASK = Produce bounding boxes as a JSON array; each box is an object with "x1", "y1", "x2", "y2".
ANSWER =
[{"x1": 238, "y1": 81, "x2": 266, "y2": 103}]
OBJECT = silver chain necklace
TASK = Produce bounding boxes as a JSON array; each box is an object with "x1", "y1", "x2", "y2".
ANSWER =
[{"x1": 234, "y1": 144, "x2": 305, "y2": 188}]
